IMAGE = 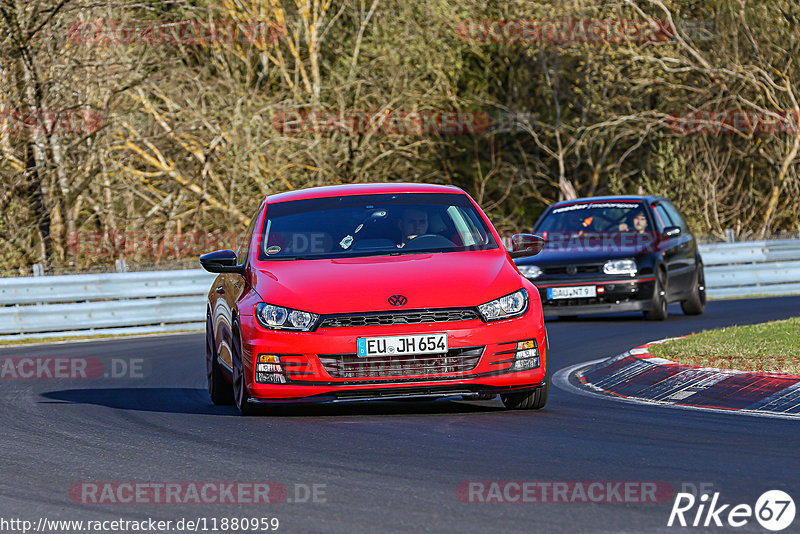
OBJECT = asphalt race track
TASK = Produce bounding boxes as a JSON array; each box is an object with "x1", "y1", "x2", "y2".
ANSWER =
[{"x1": 2, "y1": 297, "x2": 800, "y2": 533}]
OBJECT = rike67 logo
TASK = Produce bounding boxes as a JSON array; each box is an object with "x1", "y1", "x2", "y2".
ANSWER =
[{"x1": 668, "y1": 490, "x2": 795, "y2": 531}]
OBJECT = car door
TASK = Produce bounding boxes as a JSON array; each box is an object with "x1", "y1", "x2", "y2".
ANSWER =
[
  {"x1": 651, "y1": 201, "x2": 693, "y2": 297},
  {"x1": 661, "y1": 200, "x2": 698, "y2": 295},
  {"x1": 214, "y1": 210, "x2": 259, "y2": 369}
]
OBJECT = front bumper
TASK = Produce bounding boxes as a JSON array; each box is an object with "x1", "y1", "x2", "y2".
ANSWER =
[
  {"x1": 238, "y1": 307, "x2": 547, "y2": 401},
  {"x1": 532, "y1": 276, "x2": 656, "y2": 317},
  {"x1": 247, "y1": 383, "x2": 546, "y2": 404}
]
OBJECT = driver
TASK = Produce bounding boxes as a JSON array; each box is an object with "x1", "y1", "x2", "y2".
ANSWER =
[
  {"x1": 397, "y1": 208, "x2": 429, "y2": 247},
  {"x1": 618, "y1": 209, "x2": 648, "y2": 233}
]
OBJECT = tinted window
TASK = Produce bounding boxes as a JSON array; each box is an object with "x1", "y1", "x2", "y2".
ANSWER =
[
  {"x1": 652, "y1": 204, "x2": 673, "y2": 232},
  {"x1": 535, "y1": 201, "x2": 654, "y2": 237},
  {"x1": 258, "y1": 193, "x2": 497, "y2": 260},
  {"x1": 237, "y1": 207, "x2": 260, "y2": 264},
  {"x1": 661, "y1": 201, "x2": 689, "y2": 232}
]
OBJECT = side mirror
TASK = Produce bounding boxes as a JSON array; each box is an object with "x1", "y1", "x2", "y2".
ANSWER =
[
  {"x1": 200, "y1": 249, "x2": 244, "y2": 274},
  {"x1": 663, "y1": 226, "x2": 682, "y2": 238},
  {"x1": 509, "y1": 234, "x2": 546, "y2": 258}
]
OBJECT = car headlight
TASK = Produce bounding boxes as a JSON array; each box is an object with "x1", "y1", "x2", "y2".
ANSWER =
[
  {"x1": 603, "y1": 259, "x2": 637, "y2": 276},
  {"x1": 478, "y1": 288, "x2": 528, "y2": 321},
  {"x1": 518, "y1": 265, "x2": 543, "y2": 279},
  {"x1": 255, "y1": 303, "x2": 319, "y2": 331}
]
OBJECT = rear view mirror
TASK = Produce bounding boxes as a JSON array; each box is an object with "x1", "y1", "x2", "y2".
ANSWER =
[
  {"x1": 509, "y1": 234, "x2": 546, "y2": 258},
  {"x1": 200, "y1": 249, "x2": 244, "y2": 274},
  {"x1": 663, "y1": 226, "x2": 682, "y2": 238}
]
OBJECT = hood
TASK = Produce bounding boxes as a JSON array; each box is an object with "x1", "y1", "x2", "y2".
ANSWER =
[{"x1": 250, "y1": 250, "x2": 522, "y2": 314}]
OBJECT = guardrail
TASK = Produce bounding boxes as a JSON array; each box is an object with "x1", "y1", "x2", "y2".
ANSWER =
[
  {"x1": 700, "y1": 239, "x2": 800, "y2": 299},
  {"x1": 0, "y1": 270, "x2": 216, "y2": 341},
  {"x1": 0, "y1": 239, "x2": 799, "y2": 340}
]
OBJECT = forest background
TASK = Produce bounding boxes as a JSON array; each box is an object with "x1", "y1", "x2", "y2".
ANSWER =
[{"x1": 1, "y1": 0, "x2": 798, "y2": 272}]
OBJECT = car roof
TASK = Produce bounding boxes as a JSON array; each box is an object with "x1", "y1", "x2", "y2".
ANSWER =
[
  {"x1": 548, "y1": 195, "x2": 664, "y2": 208},
  {"x1": 265, "y1": 183, "x2": 464, "y2": 203}
]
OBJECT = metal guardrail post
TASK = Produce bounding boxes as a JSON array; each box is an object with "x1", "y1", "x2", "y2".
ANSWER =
[{"x1": 725, "y1": 229, "x2": 735, "y2": 243}]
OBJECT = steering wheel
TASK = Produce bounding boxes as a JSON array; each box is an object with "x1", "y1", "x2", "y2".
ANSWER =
[{"x1": 402, "y1": 234, "x2": 456, "y2": 250}]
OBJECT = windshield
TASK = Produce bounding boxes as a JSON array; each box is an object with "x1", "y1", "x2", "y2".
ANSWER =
[
  {"x1": 535, "y1": 201, "x2": 656, "y2": 248},
  {"x1": 258, "y1": 192, "x2": 498, "y2": 260}
]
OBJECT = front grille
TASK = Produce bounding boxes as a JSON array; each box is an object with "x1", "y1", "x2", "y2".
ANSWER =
[
  {"x1": 318, "y1": 308, "x2": 479, "y2": 328},
  {"x1": 318, "y1": 347, "x2": 484, "y2": 379},
  {"x1": 543, "y1": 264, "x2": 602, "y2": 275}
]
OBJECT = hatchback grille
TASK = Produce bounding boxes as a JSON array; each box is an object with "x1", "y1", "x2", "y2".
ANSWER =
[
  {"x1": 543, "y1": 264, "x2": 602, "y2": 275},
  {"x1": 318, "y1": 308, "x2": 479, "y2": 328},
  {"x1": 318, "y1": 347, "x2": 484, "y2": 379}
]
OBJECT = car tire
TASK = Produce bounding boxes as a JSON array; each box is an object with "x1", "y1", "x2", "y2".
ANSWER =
[
  {"x1": 206, "y1": 314, "x2": 234, "y2": 405},
  {"x1": 644, "y1": 269, "x2": 668, "y2": 321},
  {"x1": 232, "y1": 323, "x2": 259, "y2": 416},
  {"x1": 681, "y1": 263, "x2": 706, "y2": 315},
  {"x1": 501, "y1": 365, "x2": 549, "y2": 410}
]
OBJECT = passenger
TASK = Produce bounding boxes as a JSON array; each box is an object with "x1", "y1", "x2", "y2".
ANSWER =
[{"x1": 567, "y1": 211, "x2": 594, "y2": 237}]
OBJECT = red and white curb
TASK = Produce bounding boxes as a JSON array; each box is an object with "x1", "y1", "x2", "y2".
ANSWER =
[{"x1": 553, "y1": 339, "x2": 800, "y2": 419}]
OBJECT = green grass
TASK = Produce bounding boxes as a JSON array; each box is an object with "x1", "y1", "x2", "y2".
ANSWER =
[{"x1": 649, "y1": 317, "x2": 800, "y2": 375}]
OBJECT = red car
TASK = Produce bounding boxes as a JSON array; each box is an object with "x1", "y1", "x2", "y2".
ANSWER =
[{"x1": 200, "y1": 183, "x2": 548, "y2": 415}]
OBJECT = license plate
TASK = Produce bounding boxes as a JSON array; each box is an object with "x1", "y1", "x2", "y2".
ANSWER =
[
  {"x1": 357, "y1": 333, "x2": 448, "y2": 358},
  {"x1": 548, "y1": 286, "x2": 597, "y2": 299}
]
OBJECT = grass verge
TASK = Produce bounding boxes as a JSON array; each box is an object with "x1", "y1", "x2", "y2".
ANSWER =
[{"x1": 649, "y1": 317, "x2": 800, "y2": 375}]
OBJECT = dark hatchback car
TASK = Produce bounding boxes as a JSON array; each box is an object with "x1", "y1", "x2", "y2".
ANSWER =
[{"x1": 514, "y1": 196, "x2": 705, "y2": 320}]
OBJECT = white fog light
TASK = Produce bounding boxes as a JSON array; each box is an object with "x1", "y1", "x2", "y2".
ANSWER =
[
  {"x1": 513, "y1": 339, "x2": 540, "y2": 370},
  {"x1": 603, "y1": 259, "x2": 637, "y2": 276},
  {"x1": 518, "y1": 265, "x2": 543, "y2": 279}
]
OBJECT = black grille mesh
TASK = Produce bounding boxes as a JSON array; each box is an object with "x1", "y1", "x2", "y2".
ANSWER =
[{"x1": 318, "y1": 347, "x2": 484, "y2": 379}]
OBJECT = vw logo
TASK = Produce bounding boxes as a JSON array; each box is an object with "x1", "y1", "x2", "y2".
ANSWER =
[
  {"x1": 388, "y1": 294, "x2": 407, "y2": 306},
  {"x1": 566, "y1": 265, "x2": 578, "y2": 275}
]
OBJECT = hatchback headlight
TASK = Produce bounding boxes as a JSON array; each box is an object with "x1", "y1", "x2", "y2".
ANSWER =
[
  {"x1": 255, "y1": 303, "x2": 319, "y2": 331},
  {"x1": 603, "y1": 259, "x2": 637, "y2": 276},
  {"x1": 518, "y1": 265, "x2": 543, "y2": 279},
  {"x1": 478, "y1": 289, "x2": 528, "y2": 321}
]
